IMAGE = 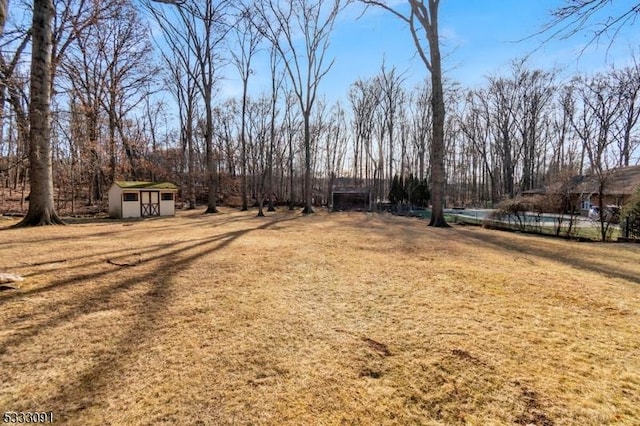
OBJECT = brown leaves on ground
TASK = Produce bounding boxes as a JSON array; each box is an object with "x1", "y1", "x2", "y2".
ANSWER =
[{"x1": 0, "y1": 208, "x2": 639, "y2": 425}]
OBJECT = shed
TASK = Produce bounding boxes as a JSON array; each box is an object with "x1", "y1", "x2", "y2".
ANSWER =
[
  {"x1": 108, "y1": 181, "x2": 178, "y2": 219},
  {"x1": 331, "y1": 188, "x2": 372, "y2": 211}
]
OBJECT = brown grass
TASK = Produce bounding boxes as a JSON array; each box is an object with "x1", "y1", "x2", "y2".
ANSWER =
[{"x1": 1, "y1": 209, "x2": 639, "y2": 425}]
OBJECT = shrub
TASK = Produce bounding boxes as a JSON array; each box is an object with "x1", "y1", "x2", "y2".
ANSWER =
[{"x1": 490, "y1": 196, "x2": 540, "y2": 230}]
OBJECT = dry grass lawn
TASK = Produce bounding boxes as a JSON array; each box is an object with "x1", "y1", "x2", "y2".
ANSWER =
[{"x1": 1, "y1": 208, "x2": 639, "y2": 425}]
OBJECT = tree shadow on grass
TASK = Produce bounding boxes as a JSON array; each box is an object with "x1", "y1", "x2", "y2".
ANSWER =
[
  {"x1": 339, "y1": 213, "x2": 640, "y2": 285},
  {"x1": 455, "y1": 228, "x2": 640, "y2": 285},
  {"x1": 0, "y1": 213, "x2": 301, "y2": 421},
  {"x1": 0, "y1": 208, "x2": 293, "y2": 246},
  {"x1": 0, "y1": 235, "x2": 224, "y2": 302},
  {"x1": 0, "y1": 209, "x2": 298, "y2": 277}
]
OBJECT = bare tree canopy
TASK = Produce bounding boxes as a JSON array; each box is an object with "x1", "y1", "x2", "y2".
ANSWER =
[
  {"x1": 543, "y1": 0, "x2": 640, "y2": 47},
  {"x1": 252, "y1": 0, "x2": 344, "y2": 214}
]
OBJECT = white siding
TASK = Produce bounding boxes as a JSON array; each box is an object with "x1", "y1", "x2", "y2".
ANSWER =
[
  {"x1": 108, "y1": 183, "x2": 177, "y2": 218},
  {"x1": 108, "y1": 185, "x2": 122, "y2": 218},
  {"x1": 159, "y1": 192, "x2": 176, "y2": 216},
  {"x1": 122, "y1": 192, "x2": 140, "y2": 218}
]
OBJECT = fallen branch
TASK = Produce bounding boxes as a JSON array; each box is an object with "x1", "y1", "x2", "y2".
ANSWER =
[
  {"x1": 20, "y1": 259, "x2": 67, "y2": 267},
  {"x1": 107, "y1": 259, "x2": 140, "y2": 267},
  {"x1": 107, "y1": 254, "x2": 142, "y2": 267}
]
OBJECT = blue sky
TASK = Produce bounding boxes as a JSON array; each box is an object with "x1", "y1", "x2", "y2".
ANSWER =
[{"x1": 226, "y1": 0, "x2": 640, "y2": 102}]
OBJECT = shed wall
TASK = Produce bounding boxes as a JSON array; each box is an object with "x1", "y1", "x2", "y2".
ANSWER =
[
  {"x1": 122, "y1": 192, "x2": 141, "y2": 218},
  {"x1": 108, "y1": 186, "x2": 122, "y2": 218},
  {"x1": 159, "y1": 193, "x2": 175, "y2": 216}
]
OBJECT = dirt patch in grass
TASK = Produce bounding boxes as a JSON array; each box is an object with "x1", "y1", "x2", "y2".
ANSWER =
[{"x1": 1, "y1": 209, "x2": 639, "y2": 425}]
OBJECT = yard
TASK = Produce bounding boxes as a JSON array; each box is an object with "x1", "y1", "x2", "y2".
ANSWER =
[{"x1": 1, "y1": 209, "x2": 639, "y2": 425}]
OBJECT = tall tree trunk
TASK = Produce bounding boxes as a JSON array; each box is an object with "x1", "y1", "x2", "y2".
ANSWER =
[
  {"x1": 204, "y1": 87, "x2": 218, "y2": 214},
  {"x1": 425, "y1": 2, "x2": 448, "y2": 227},
  {"x1": 108, "y1": 94, "x2": 117, "y2": 184},
  {"x1": 17, "y1": 0, "x2": 64, "y2": 226},
  {"x1": 302, "y1": 112, "x2": 314, "y2": 214},
  {"x1": 87, "y1": 111, "x2": 102, "y2": 204},
  {"x1": 362, "y1": 0, "x2": 449, "y2": 226},
  {"x1": 240, "y1": 82, "x2": 249, "y2": 211},
  {"x1": 186, "y1": 113, "x2": 196, "y2": 209},
  {"x1": 0, "y1": 0, "x2": 7, "y2": 36},
  {"x1": 288, "y1": 132, "x2": 294, "y2": 210},
  {"x1": 267, "y1": 111, "x2": 276, "y2": 212}
]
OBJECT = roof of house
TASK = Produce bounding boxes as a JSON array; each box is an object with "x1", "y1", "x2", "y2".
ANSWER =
[
  {"x1": 573, "y1": 165, "x2": 640, "y2": 195},
  {"x1": 523, "y1": 174, "x2": 587, "y2": 196},
  {"x1": 524, "y1": 165, "x2": 640, "y2": 196},
  {"x1": 113, "y1": 181, "x2": 178, "y2": 190}
]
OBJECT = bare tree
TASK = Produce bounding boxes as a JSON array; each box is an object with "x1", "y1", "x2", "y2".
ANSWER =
[
  {"x1": 17, "y1": 0, "x2": 64, "y2": 225},
  {"x1": 147, "y1": 0, "x2": 231, "y2": 214},
  {"x1": 361, "y1": 0, "x2": 448, "y2": 226},
  {"x1": 0, "y1": 27, "x2": 31, "y2": 189},
  {"x1": 61, "y1": 0, "x2": 155, "y2": 201},
  {"x1": 459, "y1": 89, "x2": 498, "y2": 204},
  {"x1": 282, "y1": 90, "x2": 301, "y2": 209},
  {"x1": 348, "y1": 78, "x2": 380, "y2": 187},
  {"x1": 324, "y1": 101, "x2": 348, "y2": 205},
  {"x1": 376, "y1": 63, "x2": 405, "y2": 197},
  {"x1": 99, "y1": 2, "x2": 157, "y2": 184},
  {"x1": 252, "y1": 0, "x2": 343, "y2": 214},
  {"x1": 568, "y1": 73, "x2": 622, "y2": 240},
  {"x1": 146, "y1": 1, "x2": 202, "y2": 209},
  {"x1": 1, "y1": 0, "x2": 117, "y2": 204},
  {"x1": 266, "y1": 46, "x2": 283, "y2": 212},
  {"x1": 61, "y1": 22, "x2": 107, "y2": 204},
  {"x1": 230, "y1": 6, "x2": 261, "y2": 211},
  {"x1": 542, "y1": 1, "x2": 640, "y2": 48},
  {"x1": 514, "y1": 66, "x2": 556, "y2": 193},
  {"x1": 611, "y1": 63, "x2": 640, "y2": 166},
  {"x1": 411, "y1": 80, "x2": 431, "y2": 183}
]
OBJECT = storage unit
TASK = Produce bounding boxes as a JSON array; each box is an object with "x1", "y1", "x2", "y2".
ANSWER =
[
  {"x1": 331, "y1": 188, "x2": 372, "y2": 211},
  {"x1": 108, "y1": 181, "x2": 178, "y2": 219}
]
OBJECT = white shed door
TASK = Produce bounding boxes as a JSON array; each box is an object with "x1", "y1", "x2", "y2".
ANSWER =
[{"x1": 141, "y1": 191, "x2": 160, "y2": 216}]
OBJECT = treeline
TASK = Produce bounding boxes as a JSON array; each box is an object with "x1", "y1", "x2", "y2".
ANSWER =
[{"x1": 1, "y1": 1, "x2": 639, "y2": 213}]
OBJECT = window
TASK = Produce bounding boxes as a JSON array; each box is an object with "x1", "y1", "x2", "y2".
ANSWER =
[
  {"x1": 581, "y1": 198, "x2": 591, "y2": 210},
  {"x1": 161, "y1": 193, "x2": 174, "y2": 201},
  {"x1": 123, "y1": 192, "x2": 138, "y2": 202}
]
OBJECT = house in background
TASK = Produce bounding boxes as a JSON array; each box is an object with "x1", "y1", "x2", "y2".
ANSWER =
[
  {"x1": 523, "y1": 165, "x2": 640, "y2": 215},
  {"x1": 108, "y1": 181, "x2": 178, "y2": 219},
  {"x1": 572, "y1": 165, "x2": 640, "y2": 214}
]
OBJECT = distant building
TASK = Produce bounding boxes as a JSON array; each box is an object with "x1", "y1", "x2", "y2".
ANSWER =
[
  {"x1": 572, "y1": 165, "x2": 640, "y2": 212},
  {"x1": 331, "y1": 187, "x2": 372, "y2": 211},
  {"x1": 523, "y1": 165, "x2": 640, "y2": 215},
  {"x1": 108, "y1": 181, "x2": 178, "y2": 219}
]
